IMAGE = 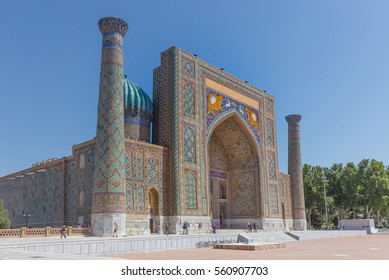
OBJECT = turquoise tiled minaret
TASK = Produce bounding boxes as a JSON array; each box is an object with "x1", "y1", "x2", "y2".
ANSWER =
[
  {"x1": 286, "y1": 114, "x2": 307, "y2": 230},
  {"x1": 92, "y1": 17, "x2": 128, "y2": 236}
]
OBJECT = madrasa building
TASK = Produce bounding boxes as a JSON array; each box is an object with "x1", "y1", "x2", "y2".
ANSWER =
[{"x1": 0, "y1": 17, "x2": 306, "y2": 236}]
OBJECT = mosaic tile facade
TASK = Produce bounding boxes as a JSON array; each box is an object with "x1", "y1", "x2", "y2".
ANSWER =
[
  {"x1": 266, "y1": 118, "x2": 275, "y2": 147},
  {"x1": 185, "y1": 171, "x2": 197, "y2": 210},
  {"x1": 206, "y1": 88, "x2": 260, "y2": 145},
  {"x1": 92, "y1": 17, "x2": 127, "y2": 215},
  {"x1": 278, "y1": 173, "x2": 293, "y2": 219},
  {"x1": 270, "y1": 185, "x2": 279, "y2": 215},
  {"x1": 268, "y1": 152, "x2": 277, "y2": 181},
  {"x1": 0, "y1": 23, "x2": 305, "y2": 233},
  {"x1": 183, "y1": 123, "x2": 196, "y2": 163},
  {"x1": 231, "y1": 172, "x2": 256, "y2": 217},
  {"x1": 183, "y1": 83, "x2": 195, "y2": 119}
]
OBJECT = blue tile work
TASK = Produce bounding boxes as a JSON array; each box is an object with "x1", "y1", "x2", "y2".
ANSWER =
[
  {"x1": 206, "y1": 87, "x2": 261, "y2": 146},
  {"x1": 185, "y1": 171, "x2": 197, "y2": 210},
  {"x1": 124, "y1": 141, "x2": 167, "y2": 216},
  {"x1": 184, "y1": 123, "x2": 196, "y2": 164}
]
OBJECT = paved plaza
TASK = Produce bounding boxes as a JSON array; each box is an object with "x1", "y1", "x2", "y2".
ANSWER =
[
  {"x1": 110, "y1": 234, "x2": 389, "y2": 260},
  {"x1": 0, "y1": 232, "x2": 388, "y2": 260}
]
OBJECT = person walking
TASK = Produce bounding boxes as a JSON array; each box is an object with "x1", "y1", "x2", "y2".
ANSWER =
[
  {"x1": 112, "y1": 222, "x2": 118, "y2": 237},
  {"x1": 60, "y1": 226, "x2": 66, "y2": 239}
]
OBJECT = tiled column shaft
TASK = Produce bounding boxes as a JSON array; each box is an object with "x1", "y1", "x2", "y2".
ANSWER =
[
  {"x1": 92, "y1": 17, "x2": 128, "y2": 236},
  {"x1": 285, "y1": 114, "x2": 307, "y2": 230}
]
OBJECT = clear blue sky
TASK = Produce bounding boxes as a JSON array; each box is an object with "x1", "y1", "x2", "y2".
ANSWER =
[{"x1": 1, "y1": 0, "x2": 388, "y2": 176}]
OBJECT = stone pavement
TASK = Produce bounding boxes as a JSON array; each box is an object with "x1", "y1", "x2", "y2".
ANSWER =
[
  {"x1": 0, "y1": 230, "x2": 386, "y2": 260},
  {"x1": 110, "y1": 234, "x2": 389, "y2": 260}
]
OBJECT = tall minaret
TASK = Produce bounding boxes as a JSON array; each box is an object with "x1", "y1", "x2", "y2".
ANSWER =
[
  {"x1": 92, "y1": 17, "x2": 128, "y2": 236},
  {"x1": 285, "y1": 114, "x2": 307, "y2": 230}
]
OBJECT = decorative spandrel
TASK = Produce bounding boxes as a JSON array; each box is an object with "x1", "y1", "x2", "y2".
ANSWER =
[{"x1": 206, "y1": 88, "x2": 260, "y2": 145}]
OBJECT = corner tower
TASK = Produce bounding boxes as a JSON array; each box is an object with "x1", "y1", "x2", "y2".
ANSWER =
[
  {"x1": 285, "y1": 114, "x2": 307, "y2": 230},
  {"x1": 92, "y1": 17, "x2": 128, "y2": 236}
]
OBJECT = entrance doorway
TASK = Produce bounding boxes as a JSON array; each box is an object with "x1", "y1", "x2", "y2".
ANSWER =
[
  {"x1": 208, "y1": 114, "x2": 260, "y2": 228},
  {"x1": 148, "y1": 188, "x2": 159, "y2": 233}
]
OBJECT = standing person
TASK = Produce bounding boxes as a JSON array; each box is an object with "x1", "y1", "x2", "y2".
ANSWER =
[
  {"x1": 198, "y1": 222, "x2": 202, "y2": 234},
  {"x1": 212, "y1": 223, "x2": 217, "y2": 234},
  {"x1": 253, "y1": 223, "x2": 257, "y2": 233},
  {"x1": 165, "y1": 223, "x2": 169, "y2": 235},
  {"x1": 60, "y1": 226, "x2": 66, "y2": 239},
  {"x1": 157, "y1": 223, "x2": 161, "y2": 235},
  {"x1": 246, "y1": 221, "x2": 250, "y2": 232},
  {"x1": 112, "y1": 222, "x2": 118, "y2": 237},
  {"x1": 182, "y1": 221, "x2": 187, "y2": 235}
]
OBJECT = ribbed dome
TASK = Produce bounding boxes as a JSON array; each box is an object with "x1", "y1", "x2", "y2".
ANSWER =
[{"x1": 123, "y1": 77, "x2": 153, "y2": 118}]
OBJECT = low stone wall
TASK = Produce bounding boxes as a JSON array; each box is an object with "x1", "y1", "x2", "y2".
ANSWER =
[
  {"x1": 0, "y1": 227, "x2": 91, "y2": 238},
  {"x1": 0, "y1": 234, "x2": 237, "y2": 256},
  {"x1": 286, "y1": 230, "x2": 367, "y2": 240}
]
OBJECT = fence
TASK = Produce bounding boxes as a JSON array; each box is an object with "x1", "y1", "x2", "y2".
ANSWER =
[{"x1": 0, "y1": 227, "x2": 91, "y2": 238}]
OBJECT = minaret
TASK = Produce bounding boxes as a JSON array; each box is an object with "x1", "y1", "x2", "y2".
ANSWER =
[
  {"x1": 92, "y1": 17, "x2": 128, "y2": 236},
  {"x1": 285, "y1": 114, "x2": 307, "y2": 230}
]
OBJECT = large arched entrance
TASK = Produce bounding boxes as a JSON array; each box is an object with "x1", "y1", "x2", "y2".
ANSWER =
[{"x1": 208, "y1": 114, "x2": 260, "y2": 229}]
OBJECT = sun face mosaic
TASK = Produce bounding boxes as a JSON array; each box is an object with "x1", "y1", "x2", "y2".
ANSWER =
[{"x1": 206, "y1": 88, "x2": 261, "y2": 145}]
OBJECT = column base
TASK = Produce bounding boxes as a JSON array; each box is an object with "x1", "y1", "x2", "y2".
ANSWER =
[
  {"x1": 91, "y1": 213, "x2": 126, "y2": 237},
  {"x1": 293, "y1": 218, "x2": 307, "y2": 231}
]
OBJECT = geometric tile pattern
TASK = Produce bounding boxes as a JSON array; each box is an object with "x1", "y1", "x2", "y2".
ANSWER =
[
  {"x1": 184, "y1": 123, "x2": 196, "y2": 163},
  {"x1": 266, "y1": 118, "x2": 275, "y2": 147},
  {"x1": 211, "y1": 117, "x2": 257, "y2": 168},
  {"x1": 147, "y1": 153, "x2": 159, "y2": 182},
  {"x1": 266, "y1": 98, "x2": 273, "y2": 115},
  {"x1": 125, "y1": 146, "x2": 133, "y2": 178},
  {"x1": 126, "y1": 182, "x2": 134, "y2": 212},
  {"x1": 209, "y1": 136, "x2": 228, "y2": 170},
  {"x1": 278, "y1": 173, "x2": 293, "y2": 219},
  {"x1": 93, "y1": 63, "x2": 126, "y2": 195},
  {"x1": 136, "y1": 185, "x2": 145, "y2": 213},
  {"x1": 270, "y1": 185, "x2": 279, "y2": 214},
  {"x1": 181, "y1": 57, "x2": 195, "y2": 77},
  {"x1": 135, "y1": 148, "x2": 144, "y2": 178},
  {"x1": 183, "y1": 83, "x2": 195, "y2": 118},
  {"x1": 93, "y1": 18, "x2": 128, "y2": 215},
  {"x1": 231, "y1": 171, "x2": 256, "y2": 216},
  {"x1": 268, "y1": 152, "x2": 277, "y2": 181},
  {"x1": 185, "y1": 171, "x2": 197, "y2": 210}
]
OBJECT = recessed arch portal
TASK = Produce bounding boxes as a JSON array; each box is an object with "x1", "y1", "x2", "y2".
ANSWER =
[{"x1": 207, "y1": 113, "x2": 261, "y2": 228}]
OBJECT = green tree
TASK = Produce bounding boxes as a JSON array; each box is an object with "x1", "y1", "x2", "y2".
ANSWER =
[
  {"x1": 0, "y1": 199, "x2": 11, "y2": 229},
  {"x1": 357, "y1": 159, "x2": 389, "y2": 220},
  {"x1": 327, "y1": 162, "x2": 359, "y2": 221},
  {"x1": 303, "y1": 164, "x2": 326, "y2": 228}
]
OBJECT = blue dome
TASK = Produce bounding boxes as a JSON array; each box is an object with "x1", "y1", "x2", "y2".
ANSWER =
[{"x1": 123, "y1": 77, "x2": 153, "y2": 118}]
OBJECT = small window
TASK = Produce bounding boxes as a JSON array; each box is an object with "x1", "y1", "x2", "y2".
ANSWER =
[{"x1": 79, "y1": 154, "x2": 86, "y2": 169}]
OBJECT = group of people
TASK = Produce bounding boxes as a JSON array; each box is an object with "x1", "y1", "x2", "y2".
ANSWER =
[{"x1": 245, "y1": 221, "x2": 257, "y2": 233}]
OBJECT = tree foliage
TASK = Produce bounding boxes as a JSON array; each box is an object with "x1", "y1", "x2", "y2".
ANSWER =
[
  {"x1": 303, "y1": 159, "x2": 389, "y2": 228},
  {"x1": 0, "y1": 199, "x2": 11, "y2": 229}
]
